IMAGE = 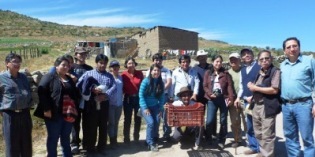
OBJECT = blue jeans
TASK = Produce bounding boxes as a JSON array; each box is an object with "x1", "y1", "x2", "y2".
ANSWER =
[
  {"x1": 45, "y1": 116, "x2": 73, "y2": 157},
  {"x1": 244, "y1": 102, "x2": 260, "y2": 152},
  {"x1": 108, "y1": 105, "x2": 123, "y2": 137},
  {"x1": 282, "y1": 100, "x2": 315, "y2": 157},
  {"x1": 206, "y1": 97, "x2": 228, "y2": 143},
  {"x1": 142, "y1": 105, "x2": 161, "y2": 146},
  {"x1": 163, "y1": 93, "x2": 171, "y2": 138}
]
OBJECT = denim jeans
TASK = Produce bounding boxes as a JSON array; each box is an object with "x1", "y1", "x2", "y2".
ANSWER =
[
  {"x1": 141, "y1": 105, "x2": 161, "y2": 146},
  {"x1": 244, "y1": 102, "x2": 260, "y2": 152},
  {"x1": 45, "y1": 116, "x2": 73, "y2": 157},
  {"x1": 162, "y1": 93, "x2": 171, "y2": 138},
  {"x1": 108, "y1": 105, "x2": 123, "y2": 138},
  {"x1": 123, "y1": 96, "x2": 142, "y2": 141},
  {"x1": 206, "y1": 97, "x2": 228, "y2": 143},
  {"x1": 282, "y1": 99, "x2": 315, "y2": 157}
]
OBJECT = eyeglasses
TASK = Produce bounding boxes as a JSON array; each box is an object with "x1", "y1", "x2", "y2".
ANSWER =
[
  {"x1": 259, "y1": 57, "x2": 270, "y2": 62},
  {"x1": 9, "y1": 61, "x2": 21, "y2": 65}
]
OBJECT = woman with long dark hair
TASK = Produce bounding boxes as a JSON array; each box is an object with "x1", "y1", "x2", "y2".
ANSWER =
[
  {"x1": 203, "y1": 54, "x2": 235, "y2": 149},
  {"x1": 139, "y1": 64, "x2": 165, "y2": 152},
  {"x1": 35, "y1": 56, "x2": 80, "y2": 157}
]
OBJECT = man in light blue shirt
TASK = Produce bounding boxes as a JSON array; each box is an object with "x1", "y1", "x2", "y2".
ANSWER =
[{"x1": 281, "y1": 37, "x2": 315, "y2": 157}]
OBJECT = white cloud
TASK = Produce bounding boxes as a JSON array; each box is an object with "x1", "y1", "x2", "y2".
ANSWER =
[
  {"x1": 40, "y1": 14, "x2": 158, "y2": 27},
  {"x1": 185, "y1": 27, "x2": 229, "y2": 40}
]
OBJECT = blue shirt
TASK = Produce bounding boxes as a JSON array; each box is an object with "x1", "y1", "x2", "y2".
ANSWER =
[
  {"x1": 280, "y1": 55, "x2": 315, "y2": 99},
  {"x1": 0, "y1": 71, "x2": 32, "y2": 110},
  {"x1": 139, "y1": 77, "x2": 165, "y2": 111},
  {"x1": 110, "y1": 75, "x2": 123, "y2": 107}
]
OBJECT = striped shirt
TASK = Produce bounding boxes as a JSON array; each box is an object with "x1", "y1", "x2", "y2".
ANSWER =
[
  {"x1": 0, "y1": 71, "x2": 32, "y2": 110},
  {"x1": 78, "y1": 69, "x2": 116, "y2": 98}
]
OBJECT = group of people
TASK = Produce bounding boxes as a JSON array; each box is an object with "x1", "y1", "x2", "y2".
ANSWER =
[{"x1": 0, "y1": 37, "x2": 315, "y2": 157}]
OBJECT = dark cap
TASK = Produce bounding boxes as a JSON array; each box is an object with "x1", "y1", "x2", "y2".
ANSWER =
[
  {"x1": 74, "y1": 47, "x2": 88, "y2": 54},
  {"x1": 109, "y1": 60, "x2": 120, "y2": 67},
  {"x1": 240, "y1": 48, "x2": 253, "y2": 56}
]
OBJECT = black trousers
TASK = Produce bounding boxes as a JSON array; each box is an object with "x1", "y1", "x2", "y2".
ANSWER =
[
  {"x1": 82, "y1": 100, "x2": 109, "y2": 152},
  {"x1": 123, "y1": 96, "x2": 141, "y2": 141},
  {"x1": 2, "y1": 109, "x2": 32, "y2": 157},
  {"x1": 71, "y1": 107, "x2": 82, "y2": 147}
]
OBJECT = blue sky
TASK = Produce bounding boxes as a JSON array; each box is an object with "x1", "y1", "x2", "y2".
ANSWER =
[{"x1": 1, "y1": 0, "x2": 315, "y2": 51}]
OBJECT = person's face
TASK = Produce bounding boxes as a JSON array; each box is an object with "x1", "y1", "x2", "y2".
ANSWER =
[
  {"x1": 241, "y1": 52, "x2": 254, "y2": 64},
  {"x1": 96, "y1": 60, "x2": 108, "y2": 72},
  {"x1": 126, "y1": 60, "x2": 136, "y2": 70},
  {"x1": 110, "y1": 65, "x2": 120, "y2": 74},
  {"x1": 229, "y1": 57, "x2": 241, "y2": 68},
  {"x1": 150, "y1": 67, "x2": 161, "y2": 79},
  {"x1": 67, "y1": 58, "x2": 74, "y2": 68},
  {"x1": 6, "y1": 57, "x2": 22, "y2": 73},
  {"x1": 180, "y1": 92, "x2": 191, "y2": 105},
  {"x1": 180, "y1": 59, "x2": 190, "y2": 71},
  {"x1": 56, "y1": 60, "x2": 69, "y2": 75},
  {"x1": 75, "y1": 52, "x2": 88, "y2": 62},
  {"x1": 258, "y1": 52, "x2": 272, "y2": 70},
  {"x1": 197, "y1": 55, "x2": 207, "y2": 64},
  {"x1": 284, "y1": 40, "x2": 300, "y2": 59},
  {"x1": 212, "y1": 57, "x2": 222, "y2": 71},
  {"x1": 153, "y1": 58, "x2": 163, "y2": 66}
]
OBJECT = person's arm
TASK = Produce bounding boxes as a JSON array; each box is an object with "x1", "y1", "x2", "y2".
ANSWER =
[
  {"x1": 191, "y1": 71, "x2": 200, "y2": 101},
  {"x1": 311, "y1": 59, "x2": 315, "y2": 117},
  {"x1": 164, "y1": 69, "x2": 172, "y2": 90},
  {"x1": 169, "y1": 69, "x2": 176, "y2": 98},
  {"x1": 139, "y1": 78, "x2": 150, "y2": 116},
  {"x1": 248, "y1": 70, "x2": 280, "y2": 95},
  {"x1": 226, "y1": 72, "x2": 235, "y2": 106},
  {"x1": 203, "y1": 70, "x2": 212, "y2": 97}
]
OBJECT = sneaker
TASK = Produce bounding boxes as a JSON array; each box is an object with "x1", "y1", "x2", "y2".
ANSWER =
[
  {"x1": 71, "y1": 145, "x2": 80, "y2": 154},
  {"x1": 149, "y1": 145, "x2": 159, "y2": 152},
  {"x1": 218, "y1": 143, "x2": 224, "y2": 150},
  {"x1": 193, "y1": 144, "x2": 201, "y2": 150}
]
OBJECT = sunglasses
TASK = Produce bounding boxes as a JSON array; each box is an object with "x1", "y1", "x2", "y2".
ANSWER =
[{"x1": 259, "y1": 57, "x2": 270, "y2": 61}]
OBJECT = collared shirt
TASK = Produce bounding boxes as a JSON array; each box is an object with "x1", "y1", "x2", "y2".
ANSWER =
[
  {"x1": 78, "y1": 69, "x2": 117, "y2": 98},
  {"x1": 237, "y1": 61, "x2": 258, "y2": 98},
  {"x1": 281, "y1": 55, "x2": 315, "y2": 100},
  {"x1": 145, "y1": 66, "x2": 172, "y2": 94},
  {"x1": 0, "y1": 71, "x2": 32, "y2": 110},
  {"x1": 170, "y1": 66, "x2": 200, "y2": 97},
  {"x1": 122, "y1": 70, "x2": 144, "y2": 95}
]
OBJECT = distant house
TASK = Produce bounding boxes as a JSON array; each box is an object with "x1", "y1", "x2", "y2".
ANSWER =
[{"x1": 131, "y1": 26, "x2": 198, "y2": 58}]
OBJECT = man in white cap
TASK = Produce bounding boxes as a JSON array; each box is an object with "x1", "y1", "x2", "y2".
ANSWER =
[
  {"x1": 228, "y1": 52, "x2": 245, "y2": 147},
  {"x1": 192, "y1": 50, "x2": 216, "y2": 138}
]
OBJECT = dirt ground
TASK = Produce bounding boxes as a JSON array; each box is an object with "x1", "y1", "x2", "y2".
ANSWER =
[{"x1": 28, "y1": 113, "x2": 298, "y2": 157}]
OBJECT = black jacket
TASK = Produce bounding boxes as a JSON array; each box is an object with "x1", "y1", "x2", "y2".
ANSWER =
[{"x1": 34, "y1": 72, "x2": 80, "y2": 120}]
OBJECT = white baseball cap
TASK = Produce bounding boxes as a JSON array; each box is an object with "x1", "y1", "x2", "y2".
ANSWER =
[{"x1": 229, "y1": 53, "x2": 240, "y2": 59}]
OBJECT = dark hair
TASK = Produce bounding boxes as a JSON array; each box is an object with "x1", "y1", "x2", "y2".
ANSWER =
[
  {"x1": 152, "y1": 53, "x2": 163, "y2": 61},
  {"x1": 54, "y1": 56, "x2": 70, "y2": 67},
  {"x1": 240, "y1": 48, "x2": 254, "y2": 57},
  {"x1": 95, "y1": 54, "x2": 109, "y2": 63},
  {"x1": 211, "y1": 54, "x2": 225, "y2": 72},
  {"x1": 282, "y1": 37, "x2": 300, "y2": 50},
  {"x1": 257, "y1": 50, "x2": 272, "y2": 60},
  {"x1": 63, "y1": 54, "x2": 74, "y2": 63},
  {"x1": 145, "y1": 64, "x2": 164, "y2": 98},
  {"x1": 5, "y1": 53, "x2": 22, "y2": 63},
  {"x1": 124, "y1": 56, "x2": 138, "y2": 68},
  {"x1": 178, "y1": 55, "x2": 191, "y2": 64}
]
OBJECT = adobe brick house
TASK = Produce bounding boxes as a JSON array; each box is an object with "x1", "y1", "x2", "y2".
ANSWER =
[{"x1": 131, "y1": 26, "x2": 198, "y2": 58}]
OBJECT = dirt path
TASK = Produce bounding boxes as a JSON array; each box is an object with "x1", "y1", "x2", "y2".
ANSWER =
[{"x1": 29, "y1": 113, "x2": 298, "y2": 157}]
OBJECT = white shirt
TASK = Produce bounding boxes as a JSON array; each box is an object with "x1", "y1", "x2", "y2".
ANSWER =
[{"x1": 170, "y1": 67, "x2": 200, "y2": 97}]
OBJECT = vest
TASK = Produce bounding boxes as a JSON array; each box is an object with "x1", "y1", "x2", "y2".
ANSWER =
[
  {"x1": 241, "y1": 62, "x2": 260, "y2": 98},
  {"x1": 253, "y1": 65, "x2": 281, "y2": 117}
]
